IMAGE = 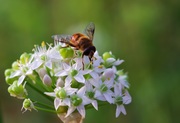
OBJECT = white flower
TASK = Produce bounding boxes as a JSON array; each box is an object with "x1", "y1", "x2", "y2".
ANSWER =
[
  {"x1": 45, "y1": 86, "x2": 77, "y2": 110},
  {"x1": 84, "y1": 81, "x2": 98, "y2": 110},
  {"x1": 31, "y1": 43, "x2": 61, "y2": 70},
  {"x1": 113, "y1": 85, "x2": 131, "y2": 117},
  {"x1": 55, "y1": 62, "x2": 91, "y2": 85},
  {"x1": 66, "y1": 86, "x2": 91, "y2": 118},
  {"x1": 10, "y1": 58, "x2": 33, "y2": 86},
  {"x1": 90, "y1": 78, "x2": 114, "y2": 104}
]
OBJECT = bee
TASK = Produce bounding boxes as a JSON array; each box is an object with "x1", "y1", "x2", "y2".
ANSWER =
[{"x1": 52, "y1": 22, "x2": 96, "y2": 69}]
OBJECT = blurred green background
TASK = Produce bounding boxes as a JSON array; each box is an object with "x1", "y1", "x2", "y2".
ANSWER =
[{"x1": 1, "y1": 0, "x2": 180, "y2": 123}]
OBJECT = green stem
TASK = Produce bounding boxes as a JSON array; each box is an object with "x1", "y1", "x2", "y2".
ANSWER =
[
  {"x1": 26, "y1": 82, "x2": 54, "y2": 102},
  {"x1": 34, "y1": 106, "x2": 57, "y2": 113},
  {"x1": 34, "y1": 101, "x2": 54, "y2": 109}
]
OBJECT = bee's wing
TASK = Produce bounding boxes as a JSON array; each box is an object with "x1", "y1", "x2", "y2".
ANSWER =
[
  {"x1": 52, "y1": 34, "x2": 72, "y2": 43},
  {"x1": 84, "y1": 22, "x2": 95, "y2": 41}
]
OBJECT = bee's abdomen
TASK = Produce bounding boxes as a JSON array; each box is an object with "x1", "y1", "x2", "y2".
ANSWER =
[{"x1": 78, "y1": 37, "x2": 92, "y2": 51}]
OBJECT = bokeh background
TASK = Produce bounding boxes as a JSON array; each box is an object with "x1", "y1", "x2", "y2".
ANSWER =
[{"x1": 0, "y1": 0, "x2": 180, "y2": 123}]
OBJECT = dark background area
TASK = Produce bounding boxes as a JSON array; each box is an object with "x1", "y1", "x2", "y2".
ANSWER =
[{"x1": 0, "y1": 0, "x2": 180, "y2": 123}]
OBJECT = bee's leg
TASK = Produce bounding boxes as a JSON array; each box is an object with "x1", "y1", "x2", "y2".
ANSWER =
[
  {"x1": 82, "y1": 57, "x2": 85, "y2": 70},
  {"x1": 81, "y1": 54, "x2": 85, "y2": 70}
]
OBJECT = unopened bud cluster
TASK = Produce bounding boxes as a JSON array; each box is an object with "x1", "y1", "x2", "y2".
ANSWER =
[{"x1": 5, "y1": 41, "x2": 131, "y2": 119}]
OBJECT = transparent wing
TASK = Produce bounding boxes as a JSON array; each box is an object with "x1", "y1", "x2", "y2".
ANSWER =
[
  {"x1": 84, "y1": 22, "x2": 95, "y2": 41},
  {"x1": 52, "y1": 34, "x2": 72, "y2": 43}
]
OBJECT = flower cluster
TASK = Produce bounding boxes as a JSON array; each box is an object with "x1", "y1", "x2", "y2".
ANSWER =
[{"x1": 5, "y1": 41, "x2": 131, "y2": 119}]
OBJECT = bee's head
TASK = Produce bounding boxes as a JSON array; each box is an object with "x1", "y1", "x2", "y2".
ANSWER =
[{"x1": 83, "y1": 46, "x2": 96, "y2": 60}]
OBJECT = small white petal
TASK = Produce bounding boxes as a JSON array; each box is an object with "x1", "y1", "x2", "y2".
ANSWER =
[
  {"x1": 116, "y1": 105, "x2": 121, "y2": 117},
  {"x1": 65, "y1": 76, "x2": 72, "y2": 86},
  {"x1": 45, "y1": 60, "x2": 52, "y2": 69},
  {"x1": 104, "y1": 80, "x2": 113, "y2": 88},
  {"x1": 103, "y1": 68, "x2": 114, "y2": 79},
  {"x1": 54, "y1": 98, "x2": 61, "y2": 110},
  {"x1": 26, "y1": 69, "x2": 33, "y2": 75},
  {"x1": 113, "y1": 59, "x2": 124, "y2": 66},
  {"x1": 119, "y1": 76, "x2": 130, "y2": 88},
  {"x1": 103, "y1": 93, "x2": 113, "y2": 104},
  {"x1": 44, "y1": 92, "x2": 56, "y2": 97},
  {"x1": 123, "y1": 90, "x2": 132, "y2": 104},
  {"x1": 63, "y1": 98, "x2": 71, "y2": 107},
  {"x1": 83, "y1": 56, "x2": 90, "y2": 64},
  {"x1": 31, "y1": 60, "x2": 43, "y2": 70},
  {"x1": 77, "y1": 105, "x2": 85, "y2": 118},
  {"x1": 120, "y1": 105, "x2": 126, "y2": 115},
  {"x1": 65, "y1": 107, "x2": 76, "y2": 117},
  {"x1": 10, "y1": 70, "x2": 21, "y2": 78},
  {"x1": 79, "y1": 70, "x2": 92, "y2": 75},
  {"x1": 95, "y1": 95, "x2": 106, "y2": 101},
  {"x1": 114, "y1": 85, "x2": 122, "y2": 96},
  {"x1": 77, "y1": 86, "x2": 86, "y2": 96},
  {"x1": 93, "y1": 59, "x2": 101, "y2": 67},
  {"x1": 63, "y1": 63, "x2": 71, "y2": 71},
  {"x1": 94, "y1": 90, "x2": 102, "y2": 97},
  {"x1": 65, "y1": 87, "x2": 77, "y2": 95},
  {"x1": 106, "y1": 58, "x2": 116, "y2": 63},
  {"x1": 115, "y1": 105, "x2": 126, "y2": 117},
  {"x1": 18, "y1": 75, "x2": 26, "y2": 85},
  {"x1": 50, "y1": 50, "x2": 61, "y2": 59},
  {"x1": 89, "y1": 79, "x2": 99, "y2": 87},
  {"x1": 74, "y1": 74, "x2": 85, "y2": 83},
  {"x1": 90, "y1": 72, "x2": 99, "y2": 79},
  {"x1": 55, "y1": 71, "x2": 68, "y2": 77},
  {"x1": 92, "y1": 100, "x2": 98, "y2": 110}
]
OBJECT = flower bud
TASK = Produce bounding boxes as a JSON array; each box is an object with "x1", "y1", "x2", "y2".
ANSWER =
[
  {"x1": 12, "y1": 61, "x2": 19, "y2": 70},
  {"x1": 116, "y1": 70, "x2": 124, "y2": 76},
  {"x1": 8, "y1": 81, "x2": 27, "y2": 99},
  {"x1": 56, "y1": 78, "x2": 64, "y2": 87},
  {"x1": 4, "y1": 69, "x2": 13, "y2": 77},
  {"x1": 20, "y1": 53, "x2": 31, "y2": 64},
  {"x1": 22, "y1": 98, "x2": 36, "y2": 112},
  {"x1": 5, "y1": 76, "x2": 17, "y2": 85},
  {"x1": 43, "y1": 74, "x2": 52, "y2": 86},
  {"x1": 102, "y1": 52, "x2": 115, "y2": 61},
  {"x1": 38, "y1": 68, "x2": 47, "y2": 79},
  {"x1": 60, "y1": 47, "x2": 74, "y2": 59}
]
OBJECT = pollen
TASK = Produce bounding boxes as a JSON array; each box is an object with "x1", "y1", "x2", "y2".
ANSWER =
[
  {"x1": 41, "y1": 41, "x2": 46, "y2": 47},
  {"x1": 98, "y1": 65, "x2": 103, "y2": 68}
]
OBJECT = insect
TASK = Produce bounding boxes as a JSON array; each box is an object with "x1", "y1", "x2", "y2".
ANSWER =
[{"x1": 52, "y1": 22, "x2": 96, "y2": 69}]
